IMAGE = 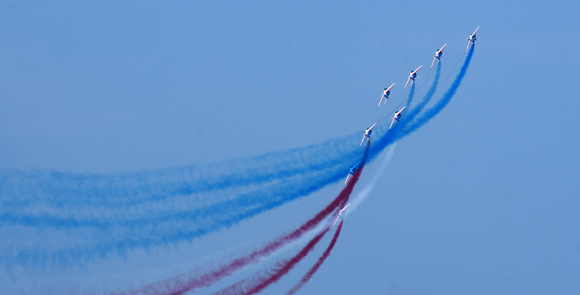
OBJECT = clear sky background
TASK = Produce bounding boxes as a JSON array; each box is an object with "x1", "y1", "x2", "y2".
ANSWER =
[{"x1": 1, "y1": 1, "x2": 579, "y2": 295}]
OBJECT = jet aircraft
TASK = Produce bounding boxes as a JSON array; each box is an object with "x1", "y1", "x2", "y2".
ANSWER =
[
  {"x1": 404, "y1": 66, "x2": 422, "y2": 88},
  {"x1": 333, "y1": 203, "x2": 351, "y2": 226},
  {"x1": 466, "y1": 26, "x2": 479, "y2": 51},
  {"x1": 431, "y1": 44, "x2": 447, "y2": 67},
  {"x1": 360, "y1": 123, "x2": 377, "y2": 146},
  {"x1": 389, "y1": 106, "x2": 407, "y2": 129},
  {"x1": 378, "y1": 83, "x2": 395, "y2": 107},
  {"x1": 345, "y1": 162, "x2": 361, "y2": 184}
]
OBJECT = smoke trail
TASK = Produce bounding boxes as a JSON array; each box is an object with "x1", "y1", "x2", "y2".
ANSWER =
[
  {"x1": 286, "y1": 220, "x2": 344, "y2": 295},
  {"x1": 405, "y1": 62, "x2": 441, "y2": 124},
  {"x1": 347, "y1": 143, "x2": 397, "y2": 214},
  {"x1": 406, "y1": 82, "x2": 416, "y2": 108},
  {"x1": 211, "y1": 225, "x2": 332, "y2": 295},
  {"x1": 396, "y1": 44, "x2": 474, "y2": 138},
  {"x1": 114, "y1": 143, "x2": 369, "y2": 295},
  {"x1": 0, "y1": 133, "x2": 361, "y2": 212}
]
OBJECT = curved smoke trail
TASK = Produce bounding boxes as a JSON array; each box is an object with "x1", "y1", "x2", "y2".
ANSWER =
[
  {"x1": 406, "y1": 62, "x2": 442, "y2": 124},
  {"x1": 286, "y1": 219, "x2": 343, "y2": 295},
  {"x1": 0, "y1": 134, "x2": 360, "y2": 211},
  {"x1": 211, "y1": 226, "x2": 332, "y2": 295}
]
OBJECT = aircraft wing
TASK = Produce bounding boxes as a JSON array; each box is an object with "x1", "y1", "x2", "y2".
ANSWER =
[
  {"x1": 368, "y1": 123, "x2": 377, "y2": 131},
  {"x1": 404, "y1": 77, "x2": 411, "y2": 88},
  {"x1": 466, "y1": 41, "x2": 471, "y2": 52},
  {"x1": 472, "y1": 26, "x2": 479, "y2": 35},
  {"x1": 397, "y1": 106, "x2": 407, "y2": 115},
  {"x1": 440, "y1": 44, "x2": 447, "y2": 52},
  {"x1": 389, "y1": 117, "x2": 396, "y2": 129},
  {"x1": 360, "y1": 136, "x2": 366, "y2": 146},
  {"x1": 386, "y1": 83, "x2": 395, "y2": 92},
  {"x1": 378, "y1": 95, "x2": 385, "y2": 107},
  {"x1": 431, "y1": 57, "x2": 437, "y2": 68},
  {"x1": 413, "y1": 65, "x2": 422, "y2": 74}
]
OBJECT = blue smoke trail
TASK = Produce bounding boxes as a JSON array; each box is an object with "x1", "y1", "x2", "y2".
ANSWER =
[
  {"x1": 407, "y1": 81, "x2": 417, "y2": 107},
  {"x1": 406, "y1": 62, "x2": 441, "y2": 124},
  {"x1": 1, "y1": 46, "x2": 474, "y2": 267},
  {"x1": 0, "y1": 137, "x2": 364, "y2": 229},
  {"x1": 397, "y1": 44, "x2": 474, "y2": 138},
  {"x1": 0, "y1": 133, "x2": 360, "y2": 211}
]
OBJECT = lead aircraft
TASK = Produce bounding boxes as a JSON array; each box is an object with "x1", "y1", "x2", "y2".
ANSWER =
[{"x1": 466, "y1": 26, "x2": 479, "y2": 51}]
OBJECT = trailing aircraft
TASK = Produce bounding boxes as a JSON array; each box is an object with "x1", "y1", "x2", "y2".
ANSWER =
[
  {"x1": 404, "y1": 66, "x2": 422, "y2": 88},
  {"x1": 389, "y1": 106, "x2": 407, "y2": 129},
  {"x1": 378, "y1": 83, "x2": 395, "y2": 107}
]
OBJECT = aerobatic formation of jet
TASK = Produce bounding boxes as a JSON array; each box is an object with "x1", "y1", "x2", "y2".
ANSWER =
[
  {"x1": 345, "y1": 162, "x2": 361, "y2": 184},
  {"x1": 431, "y1": 44, "x2": 447, "y2": 68},
  {"x1": 466, "y1": 26, "x2": 479, "y2": 51},
  {"x1": 360, "y1": 123, "x2": 377, "y2": 146},
  {"x1": 389, "y1": 106, "x2": 407, "y2": 129},
  {"x1": 343, "y1": 27, "x2": 478, "y2": 184},
  {"x1": 404, "y1": 66, "x2": 422, "y2": 88},
  {"x1": 333, "y1": 203, "x2": 351, "y2": 226},
  {"x1": 378, "y1": 83, "x2": 395, "y2": 107}
]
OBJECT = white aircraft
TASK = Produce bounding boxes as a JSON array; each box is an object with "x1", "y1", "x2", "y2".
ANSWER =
[
  {"x1": 378, "y1": 83, "x2": 395, "y2": 107},
  {"x1": 404, "y1": 66, "x2": 422, "y2": 88},
  {"x1": 333, "y1": 203, "x2": 351, "y2": 226},
  {"x1": 360, "y1": 123, "x2": 377, "y2": 146},
  {"x1": 466, "y1": 26, "x2": 479, "y2": 51},
  {"x1": 389, "y1": 106, "x2": 407, "y2": 129},
  {"x1": 431, "y1": 44, "x2": 447, "y2": 68},
  {"x1": 345, "y1": 162, "x2": 361, "y2": 184}
]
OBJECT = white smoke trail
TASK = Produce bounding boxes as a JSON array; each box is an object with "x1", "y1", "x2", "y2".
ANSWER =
[{"x1": 344, "y1": 143, "x2": 397, "y2": 217}]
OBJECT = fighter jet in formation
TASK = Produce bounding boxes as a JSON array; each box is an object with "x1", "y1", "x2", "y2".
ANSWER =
[
  {"x1": 466, "y1": 26, "x2": 479, "y2": 51},
  {"x1": 431, "y1": 44, "x2": 447, "y2": 67},
  {"x1": 345, "y1": 162, "x2": 361, "y2": 184},
  {"x1": 404, "y1": 66, "x2": 422, "y2": 88},
  {"x1": 378, "y1": 83, "x2": 395, "y2": 107},
  {"x1": 389, "y1": 106, "x2": 407, "y2": 129},
  {"x1": 360, "y1": 123, "x2": 377, "y2": 146},
  {"x1": 333, "y1": 203, "x2": 351, "y2": 226}
]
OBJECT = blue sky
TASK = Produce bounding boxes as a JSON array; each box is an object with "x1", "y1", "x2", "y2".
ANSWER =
[{"x1": 1, "y1": 1, "x2": 579, "y2": 294}]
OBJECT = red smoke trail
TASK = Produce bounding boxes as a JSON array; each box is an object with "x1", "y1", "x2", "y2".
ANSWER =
[
  {"x1": 116, "y1": 142, "x2": 369, "y2": 295},
  {"x1": 211, "y1": 227, "x2": 331, "y2": 295},
  {"x1": 286, "y1": 219, "x2": 343, "y2": 295}
]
